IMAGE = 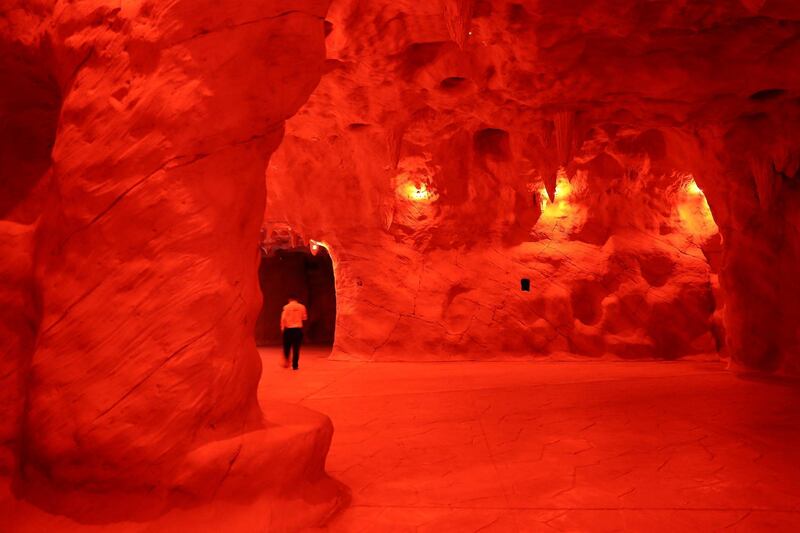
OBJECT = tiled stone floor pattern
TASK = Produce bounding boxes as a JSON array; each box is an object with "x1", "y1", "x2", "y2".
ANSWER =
[{"x1": 259, "y1": 348, "x2": 800, "y2": 532}]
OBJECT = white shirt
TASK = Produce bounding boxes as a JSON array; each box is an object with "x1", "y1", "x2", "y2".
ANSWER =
[{"x1": 281, "y1": 301, "x2": 307, "y2": 329}]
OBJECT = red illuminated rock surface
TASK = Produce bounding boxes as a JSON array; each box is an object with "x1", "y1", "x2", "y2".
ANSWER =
[
  {"x1": 1, "y1": 0, "x2": 800, "y2": 531},
  {"x1": 0, "y1": 222, "x2": 36, "y2": 474},
  {"x1": 268, "y1": 0, "x2": 800, "y2": 373},
  {"x1": 1, "y1": 0, "x2": 343, "y2": 528}
]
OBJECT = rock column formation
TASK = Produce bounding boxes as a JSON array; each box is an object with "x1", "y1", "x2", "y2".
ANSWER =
[
  {"x1": 696, "y1": 110, "x2": 800, "y2": 374},
  {"x1": 2, "y1": 0, "x2": 341, "y2": 526}
]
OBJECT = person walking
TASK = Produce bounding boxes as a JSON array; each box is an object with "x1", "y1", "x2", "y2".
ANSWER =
[{"x1": 281, "y1": 295, "x2": 307, "y2": 370}]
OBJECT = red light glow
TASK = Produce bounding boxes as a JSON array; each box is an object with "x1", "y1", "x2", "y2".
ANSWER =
[
  {"x1": 400, "y1": 181, "x2": 435, "y2": 202},
  {"x1": 539, "y1": 176, "x2": 574, "y2": 215},
  {"x1": 677, "y1": 176, "x2": 718, "y2": 241}
]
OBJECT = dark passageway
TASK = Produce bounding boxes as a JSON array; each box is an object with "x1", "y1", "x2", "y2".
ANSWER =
[{"x1": 256, "y1": 246, "x2": 336, "y2": 347}]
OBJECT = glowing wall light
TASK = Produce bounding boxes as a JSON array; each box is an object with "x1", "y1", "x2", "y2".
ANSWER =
[
  {"x1": 400, "y1": 181, "x2": 435, "y2": 202},
  {"x1": 677, "y1": 176, "x2": 718, "y2": 240},
  {"x1": 309, "y1": 238, "x2": 338, "y2": 269},
  {"x1": 539, "y1": 176, "x2": 574, "y2": 218},
  {"x1": 309, "y1": 238, "x2": 330, "y2": 257},
  {"x1": 686, "y1": 179, "x2": 703, "y2": 196}
]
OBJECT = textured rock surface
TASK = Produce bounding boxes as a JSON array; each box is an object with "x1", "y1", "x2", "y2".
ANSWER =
[
  {"x1": 2, "y1": 0, "x2": 800, "y2": 529},
  {"x1": 1, "y1": 0, "x2": 343, "y2": 526},
  {"x1": 267, "y1": 0, "x2": 800, "y2": 371},
  {"x1": 0, "y1": 223, "x2": 36, "y2": 475}
]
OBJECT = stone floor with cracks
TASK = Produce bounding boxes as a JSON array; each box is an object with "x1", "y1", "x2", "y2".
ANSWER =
[{"x1": 260, "y1": 348, "x2": 800, "y2": 532}]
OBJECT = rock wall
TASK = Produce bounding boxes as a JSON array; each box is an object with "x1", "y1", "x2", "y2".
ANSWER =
[
  {"x1": 2, "y1": 0, "x2": 799, "y2": 526},
  {"x1": 695, "y1": 111, "x2": 800, "y2": 374},
  {"x1": 0, "y1": 3, "x2": 53, "y2": 476},
  {"x1": 1, "y1": 0, "x2": 342, "y2": 526},
  {"x1": 266, "y1": 0, "x2": 800, "y2": 372}
]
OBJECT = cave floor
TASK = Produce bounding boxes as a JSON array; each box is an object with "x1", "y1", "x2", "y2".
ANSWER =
[{"x1": 258, "y1": 348, "x2": 800, "y2": 532}]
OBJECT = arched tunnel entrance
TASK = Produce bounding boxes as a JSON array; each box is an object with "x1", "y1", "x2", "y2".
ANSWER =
[{"x1": 255, "y1": 234, "x2": 336, "y2": 349}]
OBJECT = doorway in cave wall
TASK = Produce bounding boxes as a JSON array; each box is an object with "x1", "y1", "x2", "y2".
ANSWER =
[{"x1": 255, "y1": 245, "x2": 336, "y2": 347}]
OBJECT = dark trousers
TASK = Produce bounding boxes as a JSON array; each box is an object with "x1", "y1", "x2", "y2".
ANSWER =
[{"x1": 283, "y1": 328, "x2": 303, "y2": 369}]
